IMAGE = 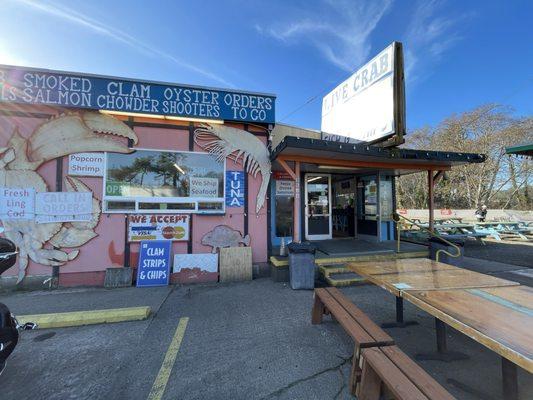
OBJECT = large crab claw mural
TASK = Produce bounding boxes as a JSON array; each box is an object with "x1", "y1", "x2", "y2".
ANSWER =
[
  {"x1": 0, "y1": 112, "x2": 138, "y2": 284},
  {"x1": 194, "y1": 124, "x2": 271, "y2": 214}
]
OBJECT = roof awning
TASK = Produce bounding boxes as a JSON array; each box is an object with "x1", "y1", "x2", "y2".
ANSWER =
[
  {"x1": 506, "y1": 142, "x2": 533, "y2": 157},
  {"x1": 271, "y1": 136, "x2": 486, "y2": 176}
]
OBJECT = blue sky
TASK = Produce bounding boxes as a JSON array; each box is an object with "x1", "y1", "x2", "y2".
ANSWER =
[{"x1": 0, "y1": 0, "x2": 531, "y2": 131}]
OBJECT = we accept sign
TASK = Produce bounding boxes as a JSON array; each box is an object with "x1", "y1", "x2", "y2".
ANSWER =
[{"x1": 136, "y1": 240, "x2": 172, "y2": 287}]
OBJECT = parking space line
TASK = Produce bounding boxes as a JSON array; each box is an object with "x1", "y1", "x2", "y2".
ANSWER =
[{"x1": 147, "y1": 317, "x2": 189, "y2": 400}]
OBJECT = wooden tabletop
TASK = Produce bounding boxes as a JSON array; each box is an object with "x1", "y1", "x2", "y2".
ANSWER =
[
  {"x1": 348, "y1": 258, "x2": 458, "y2": 277},
  {"x1": 348, "y1": 258, "x2": 519, "y2": 297},
  {"x1": 403, "y1": 286, "x2": 533, "y2": 373}
]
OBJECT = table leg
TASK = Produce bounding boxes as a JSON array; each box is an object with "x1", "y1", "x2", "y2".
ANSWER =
[
  {"x1": 381, "y1": 297, "x2": 418, "y2": 329},
  {"x1": 415, "y1": 318, "x2": 469, "y2": 362},
  {"x1": 501, "y1": 357, "x2": 518, "y2": 400}
]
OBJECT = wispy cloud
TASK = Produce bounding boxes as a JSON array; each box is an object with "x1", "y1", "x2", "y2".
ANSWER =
[
  {"x1": 403, "y1": 1, "x2": 469, "y2": 83},
  {"x1": 11, "y1": 0, "x2": 235, "y2": 87},
  {"x1": 255, "y1": 0, "x2": 393, "y2": 72}
]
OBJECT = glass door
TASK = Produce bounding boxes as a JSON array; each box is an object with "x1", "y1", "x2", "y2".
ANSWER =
[{"x1": 304, "y1": 174, "x2": 332, "y2": 240}]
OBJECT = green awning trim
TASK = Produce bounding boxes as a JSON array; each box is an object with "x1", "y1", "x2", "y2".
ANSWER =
[{"x1": 506, "y1": 142, "x2": 533, "y2": 157}]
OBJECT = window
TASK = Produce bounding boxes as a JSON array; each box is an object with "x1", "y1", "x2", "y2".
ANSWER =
[{"x1": 103, "y1": 149, "x2": 225, "y2": 213}]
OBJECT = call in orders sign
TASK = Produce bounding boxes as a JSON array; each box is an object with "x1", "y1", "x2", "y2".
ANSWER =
[
  {"x1": 136, "y1": 240, "x2": 171, "y2": 287},
  {"x1": 128, "y1": 214, "x2": 189, "y2": 242}
]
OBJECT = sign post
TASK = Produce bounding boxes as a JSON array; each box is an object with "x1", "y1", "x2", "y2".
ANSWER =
[{"x1": 136, "y1": 240, "x2": 172, "y2": 287}]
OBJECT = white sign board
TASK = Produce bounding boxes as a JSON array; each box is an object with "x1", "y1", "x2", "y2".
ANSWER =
[
  {"x1": 275, "y1": 180, "x2": 294, "y2": 196},
  {"x1": 173, "y1": 253, "x2": 218, "y2": 274},
  {"x1": 128, "y1": 214, "x2": 190, "y2": 242},
  {"x1": 35, "y1": 192, "x2": 93, "y2": 223},
  {"x1": 321, "y1": 43, "x2": 396, "y2": 143},
  {"x1": 0, "y1": 188, "x2": 35, "y2": 220},
  {"x1": 68, "y1": 153, "x2": 105, "y2": 177},
  {"x1": 189, "y1": 177, "x2": 218, "y2": 197}
]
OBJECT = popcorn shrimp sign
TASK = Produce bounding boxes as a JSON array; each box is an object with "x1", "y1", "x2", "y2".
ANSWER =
[{"x1": 128, "y1": 214, "x2": 189, "y2": 242}]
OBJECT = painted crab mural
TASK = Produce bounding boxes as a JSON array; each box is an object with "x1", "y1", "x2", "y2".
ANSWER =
[
  {"x1": 0, "y1": 112, "x2": 138, "y2": 283},
  {"x1": 194, "y1": 124, "x2": 271, "y2": 213}
]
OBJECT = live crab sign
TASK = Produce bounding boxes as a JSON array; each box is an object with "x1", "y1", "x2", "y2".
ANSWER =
[{"x1": 0, "y1": 65, "x2": 276, "y2": 124}]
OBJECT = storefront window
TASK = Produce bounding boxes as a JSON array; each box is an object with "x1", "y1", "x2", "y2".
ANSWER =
[
  {"x1": 104, "y1": 149, "x2": 225, "y2": 213},
  {"x1": 363, "y1": 178, "x2": 377, "y2": 220},
  {"x1": 274, "y1": 179, "x2": 294, "y2": 237},
  {"x1": 379, "y1": 177, "x2": 393, "y2": 221}
]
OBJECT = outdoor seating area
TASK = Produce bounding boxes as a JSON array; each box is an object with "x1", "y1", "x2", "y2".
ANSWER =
[
  {"x1": 328, "y1": 258, "x2": 532, "y2": 400},
  {"x1": 399, "y1": 217, "x2": 533, "y2": 244}
]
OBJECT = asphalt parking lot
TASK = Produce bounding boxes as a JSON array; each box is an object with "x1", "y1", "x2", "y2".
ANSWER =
[{"x1": 1, "y1": 279, "x2": 532, "y2": 400}]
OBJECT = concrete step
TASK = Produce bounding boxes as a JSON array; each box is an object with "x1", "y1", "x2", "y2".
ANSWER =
[{"x1": 324, "y1": 272, "x2": 366, "y2": 287}]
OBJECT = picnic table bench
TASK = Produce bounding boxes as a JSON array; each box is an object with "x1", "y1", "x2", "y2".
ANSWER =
[
  {"x1": 358, "y1": 346, "x2": 455, "y2": 400},
  {"x1": 348, "y1": 258, "x2": 528, "y2": 400},
  {"x1": 312, "y1": 287, "x2": 455, "y2": 398},
  {"x1": 474, "y1": 221, "x2": 533, "y2": 241}
]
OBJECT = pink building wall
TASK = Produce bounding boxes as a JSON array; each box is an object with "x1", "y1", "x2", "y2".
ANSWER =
[{"x1": 0, "y1": 106, "x2": 269, "y2": 286}]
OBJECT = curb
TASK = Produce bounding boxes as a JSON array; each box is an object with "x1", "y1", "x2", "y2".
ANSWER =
[{"x1": 17, "y1": 306, "x2": 151, "y2": 329}]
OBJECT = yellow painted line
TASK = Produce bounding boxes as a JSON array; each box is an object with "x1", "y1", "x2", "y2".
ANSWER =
[
  {"x1": 17, "y1": 306, "x2": 151, "y2": 329},
  {"x1": 148, "y1": 317, "x2": 189, "y2": 400}
]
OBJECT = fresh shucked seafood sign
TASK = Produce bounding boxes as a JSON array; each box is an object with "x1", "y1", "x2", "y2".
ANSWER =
[
  {"x1": 0, "y1": 65, "x2": 276, "y2": 123},
  {"x1": 128, "y1": 214, "x2": 189, "y2": 242}
]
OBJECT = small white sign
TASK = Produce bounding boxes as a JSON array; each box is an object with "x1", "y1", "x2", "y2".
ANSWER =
[
  {"x1": 393, "y1": 283, "x2": 412, "y2": 290},
  {"x1": 275, "y1": 180, "x2": 294, "y2": 196},
  {"x1": 189, "y1": 177, "x2": 218, "y2": 197},
  {"x1": 35, "y1": 192, "x2": 92, "y2": 223},
  {"x1": 173, "y1": 253, "x2": 218, "y2": 273},
  {"x1": 68, "y1": 153, "x2": 105, "y2": 177},
  {"x1": 0, "y1": 187, "x2": 35, "y2": 220}
]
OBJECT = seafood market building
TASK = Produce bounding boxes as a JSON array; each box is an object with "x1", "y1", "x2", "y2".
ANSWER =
[{"x1": 0, "y1": 59, "x2": 483, "y2": 288}]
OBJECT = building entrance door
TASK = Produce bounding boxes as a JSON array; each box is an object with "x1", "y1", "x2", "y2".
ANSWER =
[{"x1": 304, "y1": 174, "x2": 332, "y2": 240}]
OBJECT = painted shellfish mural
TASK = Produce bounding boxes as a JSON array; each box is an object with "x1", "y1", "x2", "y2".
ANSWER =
[
  {"x1": 194, "y1": 124, "x2": 271, "y2": 213},
  {"x1": 0, "y1": 112, "x2": 138, "y2": 283}
]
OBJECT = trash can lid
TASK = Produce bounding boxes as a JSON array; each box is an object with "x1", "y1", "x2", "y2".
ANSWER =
[
  {"x1": 288, "y1": 241, "x2": 317, "y2": 254},
  {"x1": 428, "y1": 236, "x2": 465, "y2": 247}
]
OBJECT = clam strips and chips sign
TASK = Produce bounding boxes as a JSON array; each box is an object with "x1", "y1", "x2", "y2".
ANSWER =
[
  {"x1": 128, "y1": 214, "x2": 190, "y2": 242},
  {"x1": 0, "y1": 65, "x2": 275, "y2": 123}
]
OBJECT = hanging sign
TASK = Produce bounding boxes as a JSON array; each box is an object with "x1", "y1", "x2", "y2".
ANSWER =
[
  {"x1": 68, "y1": 153, "x2": 105, "y2": 177},
  {"x1": 273, "y1": 171, "x2": 292, "y2": 180},
  {"x1": 35, "y1": 192, "x2": 92, "y2": 223},
  {"x1": 189, "y1": 177, "x2": 218, "y2": 197},
  {"x1": 136, "y1": 240, "x2": 171, "y2": 287},
  {"x1": 225, "y1": 171, "x2": 245, "y2": 207},
  {"x1": 0, "y1": 188, "x2": 35, "y2": 220},
  {"x1": 275, "y1": 180, "x2": 294, "y2": 196},
  {"x1": 0, "y1": 65, "x2": 275, "y2": 123},
  {"x1": 128, "y1": 214, "x2": 189, "y2": 242}
]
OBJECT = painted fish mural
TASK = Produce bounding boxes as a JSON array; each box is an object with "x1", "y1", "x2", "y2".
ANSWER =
[{"x1": 201, "y1": 225, "x2": 250, "y2": 253}]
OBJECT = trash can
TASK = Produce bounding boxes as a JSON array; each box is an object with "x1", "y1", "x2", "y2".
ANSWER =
[
  {"x1": 288, "y1": 242, "x2": 317, "y2": 290},
  {"x1": 429, "y1": 236, "x2": 464, "y2": 266}
]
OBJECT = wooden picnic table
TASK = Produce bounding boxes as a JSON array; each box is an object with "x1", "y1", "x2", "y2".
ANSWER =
[
  {"x1": 349, "y1": 258, "x2": 518, "y2": 298},
  {"x1": 403, "y1": 286, "x2": 533, "y2": 400},
  {"x1": 348, "y1": 258, "x2": 525, "y2": 400}
]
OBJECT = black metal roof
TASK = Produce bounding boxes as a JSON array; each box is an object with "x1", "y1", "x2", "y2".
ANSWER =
[{"x1": 271, "y1": 136, "x2": 486, "y2": 166}]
